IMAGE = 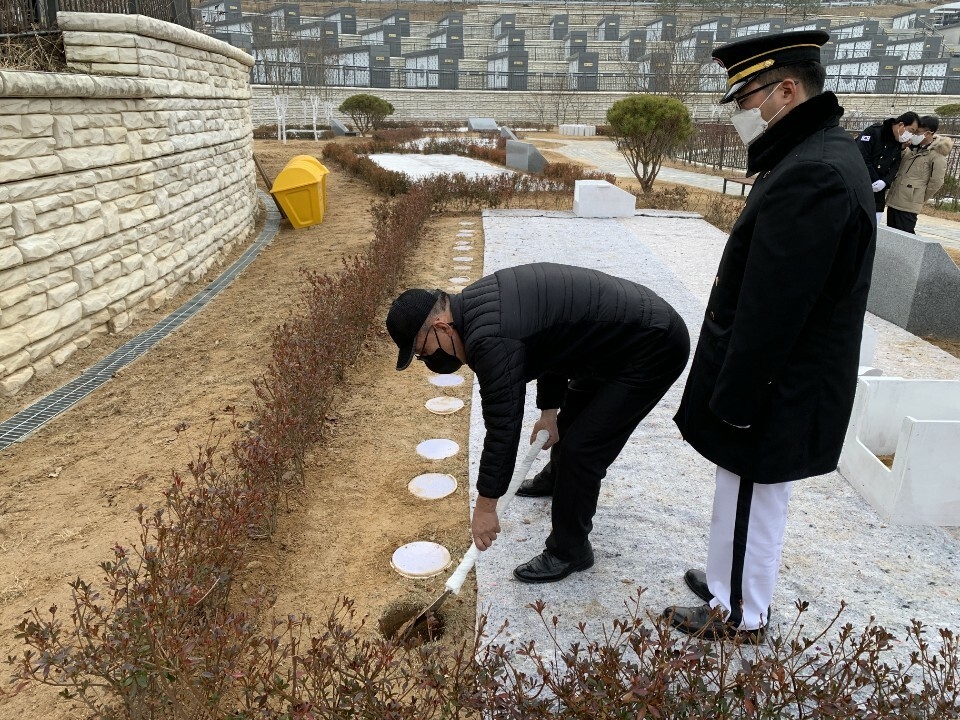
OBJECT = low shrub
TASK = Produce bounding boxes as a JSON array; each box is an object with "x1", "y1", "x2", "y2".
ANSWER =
[
  {"x1": 638, "y1": 185, "x2": 691, "y2": 212},
  {"x1": 371, "y1": 126, "x2": 423, "y2": 143}
]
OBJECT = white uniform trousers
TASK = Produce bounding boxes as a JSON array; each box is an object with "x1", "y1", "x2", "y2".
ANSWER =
[{"x1": 706, "y1": 465, "x2": 793, "y2": 631}]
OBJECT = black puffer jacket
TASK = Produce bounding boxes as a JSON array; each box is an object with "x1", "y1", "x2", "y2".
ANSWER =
[{"x1": 449, "y1": 262, "x2": 680, "y2": 498}]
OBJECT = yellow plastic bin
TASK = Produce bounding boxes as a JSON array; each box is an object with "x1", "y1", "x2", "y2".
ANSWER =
[{"x1": 269, "y1": 155, "x2": 330, "y2": 229}]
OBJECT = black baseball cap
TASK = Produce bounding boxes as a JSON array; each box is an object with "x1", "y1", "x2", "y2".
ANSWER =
[
  {"x1": 386, "y1": 288, "x2": 441, "y2": 371},
  {"x1": 712, "y1": 30, "x2": 830, "y2": 104}
]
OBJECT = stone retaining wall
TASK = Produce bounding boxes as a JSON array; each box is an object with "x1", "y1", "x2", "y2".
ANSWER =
[{"x1": 0, "y1": 13, "x2": 257, "y2": 396}]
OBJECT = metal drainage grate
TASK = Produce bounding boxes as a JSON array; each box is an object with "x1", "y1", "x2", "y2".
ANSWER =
[{"x1": 0, "y1": 192, "x2": 282, "y2": 452}]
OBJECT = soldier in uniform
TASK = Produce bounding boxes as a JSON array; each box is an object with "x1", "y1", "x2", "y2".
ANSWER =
[{"x1": 663, "y1": 31, "x2": 877, "y2": 640}]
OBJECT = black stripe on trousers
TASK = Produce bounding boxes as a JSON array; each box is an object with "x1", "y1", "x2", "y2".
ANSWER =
[{"x1": 728, "y1": 479, "x2": 754, "y2": 627}]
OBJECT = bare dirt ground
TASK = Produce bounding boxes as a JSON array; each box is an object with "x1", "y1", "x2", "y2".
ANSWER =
[{"x1": 0, "y1": 139, "x2": 479, "y2": 717}]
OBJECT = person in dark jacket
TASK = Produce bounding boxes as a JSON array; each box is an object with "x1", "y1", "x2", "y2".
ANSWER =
[
  {"x1": 856, "y1": 111, "x2": 920, "y2": 224},
  {"x1": 663, "y1": 31, "x2": 877, "y2": 641},
  {"x1": 386, "y1": 263, "x2": 690, "y2": 583}
]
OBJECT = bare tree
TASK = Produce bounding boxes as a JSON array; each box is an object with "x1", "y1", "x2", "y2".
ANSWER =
[
  {"x1": 621, "y1": 44, "x2": 703, "y2": 104},
  {"x1": 258, "y1": 35, "x2": 295, "y2": 143},
  {"x1": 525, "y1": 74, "x2": 588, "y2": 127}
]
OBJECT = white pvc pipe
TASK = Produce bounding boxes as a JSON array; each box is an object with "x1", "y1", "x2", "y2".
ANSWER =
[{"x1": 445, "y1": 429, "x2": 549, "y2": 595}]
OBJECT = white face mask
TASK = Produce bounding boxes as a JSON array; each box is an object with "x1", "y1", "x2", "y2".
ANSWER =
[
  {"x1": 730, "y1": 83, "x2": 785, "y2": 146},
  {"x1": 899, "y1": 130, "x2": 914, "y2": 143},
  {"x1": 910, "y1": 133, "x2": 924, "y2": 146}
]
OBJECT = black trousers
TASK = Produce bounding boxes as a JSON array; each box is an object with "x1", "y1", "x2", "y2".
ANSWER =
[
  {"x1": 887, "y1": 207, "x2": 917, "y2": 234},
  {"x1": 539, "y1": 316, "x2": 690, "y2": 561}
]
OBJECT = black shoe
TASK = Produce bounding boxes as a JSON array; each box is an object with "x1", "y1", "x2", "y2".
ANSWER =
[
  {"x1": 684, "y1": 569, "x2": 713, "y2": 603},
  {"x1": 662, "y1": 603, "x2": 765, "y2": 643},
  {"x1": 515, "y1": 467, "x2": 554, "y2": 497},
  {"x1": 683, "y1": 569, "x2": 771, "y2": 619},
  {"x1": 513, "y1": 548, "x2": 594, "y2": 584}
]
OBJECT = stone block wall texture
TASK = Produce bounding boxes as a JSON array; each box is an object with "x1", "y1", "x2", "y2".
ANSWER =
[{"x1": 0, "y1": 13, "x2": 256, "y2": 396}]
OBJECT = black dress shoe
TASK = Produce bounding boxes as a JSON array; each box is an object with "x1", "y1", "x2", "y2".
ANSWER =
[
  {"x1": 685, "y1": 569, "x2": 713, "y2": 603},
  {"x1": 513, "y1": 548, "x2": 594, "y2": 583},
  {"x1": 515, "y1": 467, "x2": 554, "y2": 497},
  {"x1": 683, "y1": 569, "x2": 771, "y2": 619},
  {"x1": 662, "y1": 603, "x2": 765, "y2": 643}
]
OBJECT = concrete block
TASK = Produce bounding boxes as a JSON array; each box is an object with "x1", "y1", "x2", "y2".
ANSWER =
[
  {"x1": 573, "y1": 180, "x2": 636, "y2": 218},
  {"x1": 1, "y1": 366, "x2": 34, "y2": 397},
  {"x1": 505, "y1": 140, "x2": 546, "y2": 174},
  {"x1": 559, "y1": 124, "x2": 597, "y2": 137},
  {"x1": 500, "y1": 126, "x2": 520, "y2": 141},
  {"x1": 839, "y1": 376, "x2": 960, "y2": 525},
  {"x1": 867, "y1": 225, "x2": 960, "y2": 341},
  {"x1": 467, "y1": 117, "x2": 498, "y2": 132},
  {"x1": 330, "y1": 118, "x2": 355, "y2": 136},
  {"x1": 859, "y1": 322, "x2": 878, "y2": 366}
]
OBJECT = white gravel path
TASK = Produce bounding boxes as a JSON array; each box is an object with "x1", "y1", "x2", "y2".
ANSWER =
[{"x1": 466, "y1": 207, "x2": 960, "y2": 665}]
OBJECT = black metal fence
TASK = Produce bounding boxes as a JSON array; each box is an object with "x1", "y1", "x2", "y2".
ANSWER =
[
  {"x1": 1, "y1": 0, "x2": 192, "y2": 35},
  {"x1": 676, "y1": 119, "x2": 960, "y2": 184}
]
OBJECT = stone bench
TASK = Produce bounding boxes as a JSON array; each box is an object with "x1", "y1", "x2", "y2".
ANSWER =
[{"x1": 839, "y1": 376, "x2": 960, "y2": 526}]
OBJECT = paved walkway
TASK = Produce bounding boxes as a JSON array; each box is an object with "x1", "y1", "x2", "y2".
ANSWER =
[{"x1": 547, "y1": 137, "x2": 960, "y2": 251}]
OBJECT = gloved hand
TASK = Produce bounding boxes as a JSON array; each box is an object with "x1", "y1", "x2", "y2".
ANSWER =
[{"x1": 871, "y1": 179, "x2": 886, "y2": 192}]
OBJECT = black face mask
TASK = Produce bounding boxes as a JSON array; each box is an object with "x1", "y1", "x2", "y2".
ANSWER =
[{"x1": 422, "y1": 327, "x2": 463, "y2": 374}]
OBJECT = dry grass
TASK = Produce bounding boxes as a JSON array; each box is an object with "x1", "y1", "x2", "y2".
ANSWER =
[
  {"x1": 0, "y1": 33, "x2": 66, "y2": 72},
  {"x1": 927, "y1": 337, "x2": 960, "y2": 360}
]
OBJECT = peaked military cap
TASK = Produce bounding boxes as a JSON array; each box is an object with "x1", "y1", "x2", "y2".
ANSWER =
[{"x1": 712, "y1": 30, "x2": 830, "y2": 104}]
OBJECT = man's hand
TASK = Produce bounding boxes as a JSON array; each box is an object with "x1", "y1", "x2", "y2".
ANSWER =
[
  {"x1": 531, "y1": 408, "x2": 559, "y2": 449},
  {"x1": 871, "y1": 179, "x2": 886, "y2": 192},
  {"x1": 471, "y1": 496, "x2": 500, "y2": 551}
]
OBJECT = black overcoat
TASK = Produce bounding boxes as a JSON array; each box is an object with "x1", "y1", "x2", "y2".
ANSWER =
[
  {"x1": 855, "y1": 118, "x2": 904, "y2": 211},
  {"x1": 674, "y1": 93, "x2": 876, "y2": 483}
]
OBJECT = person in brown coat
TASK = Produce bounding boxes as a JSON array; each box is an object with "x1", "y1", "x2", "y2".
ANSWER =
[{"x1": 886, "y1": 116, "x2": 953, "y2": 234}]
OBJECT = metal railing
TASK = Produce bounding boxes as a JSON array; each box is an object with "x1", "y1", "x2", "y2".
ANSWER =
[
  {"x1": 675, "y1": 120, "x2": 960, "y2": 181},
  {"x1": 1, "y1": 0, "x2": 192, "y2": 35}
]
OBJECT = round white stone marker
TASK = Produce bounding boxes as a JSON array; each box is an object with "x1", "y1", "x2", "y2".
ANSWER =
[
  {"x1": 453, "y1": 256, "x2": 473, "y2": 262},
  {"x1": 408, "y1": 473, "x2": 458, "y2": 500},
  {"x1": 425, "y1": 396, "x2": 464, "y2": 414},
  {"x1": 459, "y1": 221, "x2": 475, "y2": 226},
  {"x1": 391, "y1": 541, "x2": 451, "y2": 579},
  {"x1": 416, "y1": 438, "x2": 459, "y2": 459},
  {"x1": 429, "y1": 373, "x2": 464, "y2": 387},
  {"x1": 449, "y1": 277, "x2": 470, "y2": 285},
  {"x1": 456, "y1": 231, "x2": 474, "y2": 237}
]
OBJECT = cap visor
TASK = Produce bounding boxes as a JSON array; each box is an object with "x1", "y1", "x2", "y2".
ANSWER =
[{"x1": 396, "y1": 346, "x2": 414, "y2": 371}]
